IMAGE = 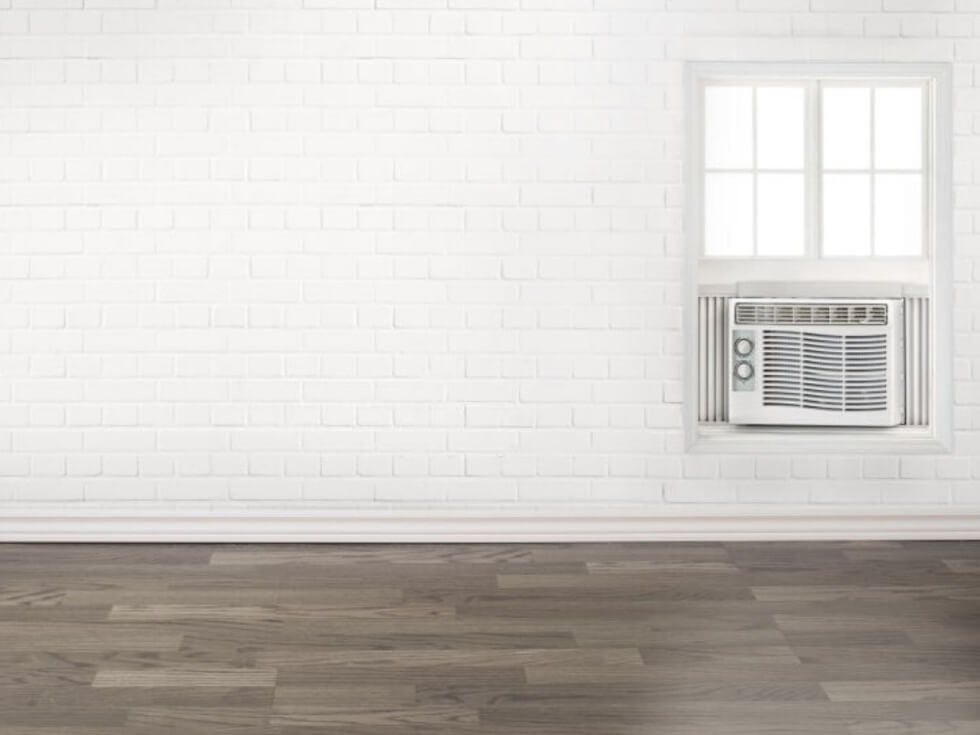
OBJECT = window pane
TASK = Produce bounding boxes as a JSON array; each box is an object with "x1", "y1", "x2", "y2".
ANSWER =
[
  {"x1": 704, "y1": 86, "x2": 753, "y2": 169},
  {"x1": 822, "y1": 174, "x2": 871, "y2": 256},
  {"x1": 875, "y1": 174, "x2": 922, "y2": 256},
  {"x1": 822, "y1": 87, "x2": 870, "y2": 170},
  {"x1": 704, "y1": 173, "x2": 753, "y2": 256},
  {"x1": 757, "y1": 173, "x2": 804, "y2": 256},
  {"x1": 757, "y1": 87, "x2": 804, "y2": 170},
  {"x1": 874, "y1": 87, "x2": 922, "y2": 170}
]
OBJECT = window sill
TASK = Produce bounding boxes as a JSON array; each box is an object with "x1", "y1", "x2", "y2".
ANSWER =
[
  {"x1": 698, "y1": 258, "x2": 930, "y2": 291},
  {"x1": 689, "y1": 424, "x2": 950, "y2": 455}
]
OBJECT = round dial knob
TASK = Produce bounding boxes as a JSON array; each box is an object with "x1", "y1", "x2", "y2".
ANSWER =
[
  {"x1": 733, "y1": 337, "x2": 754, "y2": 357},
  {"x1": 734, "y1": 361, "x2": 754, "y2": 380}
]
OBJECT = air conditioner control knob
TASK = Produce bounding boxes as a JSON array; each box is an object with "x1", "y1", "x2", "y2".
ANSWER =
[
  {"x1": 734, "y1": 361, "x2": 754, "y2": 380},
  {"x1": 733, "y1": 337, "x2": 754, "y2": 357}
]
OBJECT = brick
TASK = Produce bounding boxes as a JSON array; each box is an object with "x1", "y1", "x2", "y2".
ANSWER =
[
  {"x1": 863, "y1": 457, "x2": 901, "y2": 480},
  {"x1": 884, "y1": 0, "x2": 951, "y2": 8},
  {"x1": 812, "y1": 0, "x2": 880, "y2": 9}
]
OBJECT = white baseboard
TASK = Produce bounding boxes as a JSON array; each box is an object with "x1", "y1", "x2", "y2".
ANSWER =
[{"x1": 2, "y1": 506, "x2": 979, "y2": 542}]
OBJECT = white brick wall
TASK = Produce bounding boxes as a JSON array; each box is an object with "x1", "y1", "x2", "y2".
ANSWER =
[{"x1": 1, "y1": 0, "x2": 978, "y2": 511}]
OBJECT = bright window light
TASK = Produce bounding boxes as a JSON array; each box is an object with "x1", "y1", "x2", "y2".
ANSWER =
[
  {"x1": 757, "y1": 173, "x2": 804, "y2": 256},
  {"x1": 705, "y1": 173, "x2": 753, "y2": 257},
  {"x1": 822, "y1": 87, "x2": 871, "y2": 170},
  {"x1": 700, "y1": 77, "x2": 927, "y2": 259},
  {"x1": 757, "y1": 87, "x2": 804, "y2": 170},
  {"x1": 704, "y1": 86, "x2": 753, "y2": 169}
]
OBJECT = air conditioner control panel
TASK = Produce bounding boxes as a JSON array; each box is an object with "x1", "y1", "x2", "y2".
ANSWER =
[{"x1": 731, "y1": 329, "x2": 755, "y2": 392}]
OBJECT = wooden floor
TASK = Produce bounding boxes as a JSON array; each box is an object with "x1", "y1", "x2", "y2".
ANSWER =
[{"x1": 0, "y1": 541, "x2": 979, "y2": 734}]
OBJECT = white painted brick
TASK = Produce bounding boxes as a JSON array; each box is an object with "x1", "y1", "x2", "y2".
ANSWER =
[
  {"x1": 739, "y1": 0, "x2": 806, "y2": 9},
  {"x1": 937, "y1": 457, "x2": 972, "y2": 479},
  {"x1": 664, "y1": 480, "x2": 734, "y2": 503},
  {"x1": 737, "y1": 481, "x2": 810, "y2": 503},
  {"x1": 791, "y1": 457, "x2": 827, "y2": 480},
  {"x1": 518, "y1": 479, "x2": 590, "y2": 503},
  {"x1": 881, "y1": 481, "x2": 951, "y2": 504},
  {"x1": 755, "y1": 457, "x2": 790, "y2": 480},
  {"x1": 883, "y1": 0, "x2": 951, "y2": 9},
  {"x1": 863, "y1": 457, "x2": 901, "y2": 480},
  {"x1": 720, "y1": 457, "x2": 754, "y2": 479},
  {"x1": 682, "y1": 456, "x2": 717, "y2": 479},
  {"x1": 810, "y1": 483, "x2": 883, "y2": 504},
  {"x1": 16, "y1": 480, "x2": 83, "y2": 502},
  {"x1": 953, "y1": 479, "x2": 980, "y2": 503},
  {"x1": 84, "y1": 479, "x2": 156, "y2": 501},
  {"x1": 0, "y1": 1, "x2": 973, "y2": 513},
  {"x1": 0, "y1": 456, "x2": 30, "y2": 477},
  {"x1": 812, "y1": 0, "x2": 880, "y2": 10},
  {"x1": 900, "y1": 456, "x2": 936, "y2": 480},
  {"x1": 827, "y1": 457, "x2": 862, "y2": 480}
]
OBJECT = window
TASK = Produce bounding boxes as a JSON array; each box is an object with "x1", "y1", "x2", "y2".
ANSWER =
[
  {"x1": 685, "y1": 63, "x2": 953, "y2": 454},
  {"x1": 699, "y1": 76, "x2": 929, "y2": 260}
]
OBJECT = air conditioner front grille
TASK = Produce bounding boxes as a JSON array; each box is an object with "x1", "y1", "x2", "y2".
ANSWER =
[
  {"x1": 735, "y1": 302, "x2": 888, "y2": 326},
  {"x1": 761, "y1": 330, "x2": 889, "y2": 412}
]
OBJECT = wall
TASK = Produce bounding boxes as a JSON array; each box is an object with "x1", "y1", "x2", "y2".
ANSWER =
[{"x1": 0, "y1": 0, "x2": 977, "y2": 522}]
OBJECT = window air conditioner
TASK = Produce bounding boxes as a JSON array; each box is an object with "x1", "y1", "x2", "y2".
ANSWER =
[{"x1": 727, "y1": 298, "x2": 904, "y2": 427}]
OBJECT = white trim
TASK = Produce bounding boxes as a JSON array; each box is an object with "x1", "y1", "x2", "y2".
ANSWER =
[
  {"x1": 698, "y1": 259, "x2": 930, "y2": 289},
  {"x1": 689, "y1": 424, "x2": 945, "y2": 455},
  {"x1": 1, "y1": 507, "x2": 978, "y2": 542}
]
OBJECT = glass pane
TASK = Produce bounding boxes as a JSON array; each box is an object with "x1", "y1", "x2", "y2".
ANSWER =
[
  {"x1": 822, "y1": 174, "x2": 870, "y2": 256},
  {"x1": 704, "y1": 86, "x2": 753, "y2": 169},
  {"x1": 874, "y1": 174, "x2": 922, "y2": 256},
  {"x1": 704, "y1": 173, "x2": 753, "y2": 256},
  {"x1": 874, "y1": 87, "x2": 922, "y2": 170},
  {"x1": 757, "y1": 174, "x2": 804, "y2": 256},
  {"x1": 757, "y1": 87, "x2": 804, "y2": 170},
  {"x1": 822, "y1": 87, "x2": 870, "y2": 170}
]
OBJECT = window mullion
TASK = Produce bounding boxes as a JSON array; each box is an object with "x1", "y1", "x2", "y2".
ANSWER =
[
  {"x1": 806, "y1": 79, "x2": 821, "y2": 259},
  {"x1": 870, "y1": 86, "x2": 877, "y2": 256},
  {"x1": 751, "y1": 86, "x2": 758, "y2": 257}
]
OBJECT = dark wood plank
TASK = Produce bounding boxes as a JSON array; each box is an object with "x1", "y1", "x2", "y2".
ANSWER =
[
  {"x1": 92, "y1": 667, "x2": 277, "y2": 688},
  {"x1": 268, "y1": 704, "x2": 479, "y2": 728},
  {"x1": 848, "y1": 723, "x2": 980, "y2": 735},
  {"x1": 822, "y1": 680, "x2": 980, "y2": 702}
]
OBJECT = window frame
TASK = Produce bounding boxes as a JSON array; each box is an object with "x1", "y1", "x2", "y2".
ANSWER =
[
  {"x1": 683, "y1": 62, "x2": 953, "y2": 455},
  {"x1": 818, "y1": 79, "x2": 930, "y2": 259},
  {"x1": 695, "y1": 70, "x2": 933, "y2": 262}
]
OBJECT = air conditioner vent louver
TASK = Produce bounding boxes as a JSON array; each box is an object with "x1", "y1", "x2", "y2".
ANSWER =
[
  {"x1": 761, "y1": 330, "x2": 889, "y2": 413},
  {"x1": 735, "y1": 302, "x2": 888, "y2": 326}
]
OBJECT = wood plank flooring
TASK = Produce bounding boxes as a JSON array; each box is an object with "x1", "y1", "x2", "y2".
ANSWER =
[{"x1": 0, "y1": 541, "x2": 978, "y2": 734}]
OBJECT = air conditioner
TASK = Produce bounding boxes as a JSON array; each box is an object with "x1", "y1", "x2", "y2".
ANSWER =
[{"x1": 727, "y1": 298, "x2": 904, "y2": 427}]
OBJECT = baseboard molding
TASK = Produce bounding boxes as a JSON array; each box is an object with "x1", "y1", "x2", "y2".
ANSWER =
[{"x1": 2, "y1": 506, "x2": 979, "y2": 542}]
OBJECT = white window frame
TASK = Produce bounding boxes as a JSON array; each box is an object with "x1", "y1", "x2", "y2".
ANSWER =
[
  {"x1": 701, "y1": 80, "x2": 812, "y2": 259},
  {"x1": 817, "y1": 79, "x2": 930, "y2": 259},
  {"x1": 698, "y1": 73, "x2": 931, "y2": 262},
  {"x1": 683, "y1": 62, "x2": 953, "y2": 454}
]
